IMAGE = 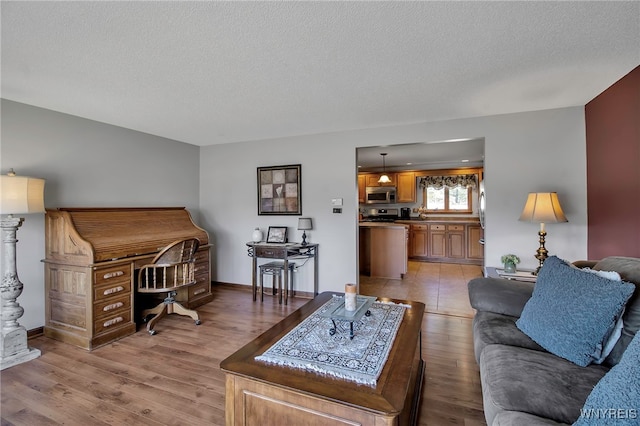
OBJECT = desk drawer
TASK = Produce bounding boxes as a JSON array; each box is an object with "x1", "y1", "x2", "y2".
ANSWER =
[
  {"x1": 94, "y1": 310, "x2": 132, "y2": 335},
  {"x1": 94, "y1": 279, "x2": 132, "y2": 302},
  {"x1": 93, "y1": 294, "x2": 131, "y2": 320},
  {"x1": 255, "y1": 246, "x2": 287, "y2": 258},
  {"x1": 94, "y1": 264, "x2": 131, "y2": 286}
]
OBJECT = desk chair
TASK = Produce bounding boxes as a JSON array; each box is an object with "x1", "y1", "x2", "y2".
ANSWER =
[{"x1": 137, "y1": 238, "x2": 201, "y2": 335}]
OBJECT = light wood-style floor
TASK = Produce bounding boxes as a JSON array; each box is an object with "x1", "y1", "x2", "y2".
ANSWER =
[{"x1": 1, "y1": 266, "x2": 486, "y2": 425}]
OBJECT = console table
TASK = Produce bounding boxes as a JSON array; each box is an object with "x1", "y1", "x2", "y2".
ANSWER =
[
  {"x1": 246, "y1": 242, "x2": 318, "y2": 302},
  {"x1": 221, "y1": 292, "x2": 425, "y2": 425}
]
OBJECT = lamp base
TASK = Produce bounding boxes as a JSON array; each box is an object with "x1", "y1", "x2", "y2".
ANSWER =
[
  {"x1": 1, "y1": 327, "x2": 41, "y2": 370},
  {"x1": 301, "y1": 231, "x2": 308, "y2": 246},
  {"x1": 532, "y1": 230, "x2": 548, "y2": 276}
]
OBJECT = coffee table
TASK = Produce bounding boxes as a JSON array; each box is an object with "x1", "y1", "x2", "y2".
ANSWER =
[{"x1": 221, "y1": 292, "x2": 425, "y2": 426}]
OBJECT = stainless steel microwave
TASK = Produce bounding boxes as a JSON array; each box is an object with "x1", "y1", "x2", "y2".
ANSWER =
[{"x1": 365, "y1": 186, "x2": 396, "y2": 204}]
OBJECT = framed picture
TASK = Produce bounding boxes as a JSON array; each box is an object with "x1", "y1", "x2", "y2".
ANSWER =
[
  {"x1": 266, "y1": 226, "x2": 288, "y2": 243},
  {"x1": 257, "y1": 164, "x2": 302, "y2": 215}
]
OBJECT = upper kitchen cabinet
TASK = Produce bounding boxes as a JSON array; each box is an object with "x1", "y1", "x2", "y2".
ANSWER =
[
  {"x1": 396, "y1": 171, "x2": 416, "y2": 203},
  {"x1": 364, "y1": 173, "x2": 397, "y2": 187},
  {"x1": 358, "y1": 174, "x2": 367, "y2": 203}
]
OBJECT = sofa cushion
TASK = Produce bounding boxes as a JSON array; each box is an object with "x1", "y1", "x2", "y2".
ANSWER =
[
  {"x1": 516, "y1": 256, "x2": 635, "y2": 367},
  {"x1": 468, "y1": 277, "x2": 534, "y2": 317},
  {"x1": 574, "y1": 331, "x2": 640, "y2": 426},
  {"x1": 472, "y1": 311, "x2": 544, "y2": 363},
  {"x1": 493, "y1": 411, "x2": 569, "y2": 426},
  {"x1": 480, "y1": 345, "x2": 609, "y2": 425},
  {"x1": 593, "y1": 257, "x2": 640, "y2": 366}
]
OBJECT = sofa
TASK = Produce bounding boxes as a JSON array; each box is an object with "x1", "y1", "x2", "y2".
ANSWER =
[{"x1": 468, "y1": 256, "x2": 640, "y2": 426}]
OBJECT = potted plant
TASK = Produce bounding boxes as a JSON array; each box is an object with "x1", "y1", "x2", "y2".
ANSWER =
[{"x1": 501, "y1": 254, "x2": 520, "y2": 273}]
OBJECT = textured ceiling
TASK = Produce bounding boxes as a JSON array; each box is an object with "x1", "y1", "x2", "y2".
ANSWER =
[{"x1": 2, "y1": 1, "x2": 639, "y2": 149}]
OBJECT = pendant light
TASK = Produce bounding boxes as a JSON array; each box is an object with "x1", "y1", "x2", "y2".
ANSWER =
[{"x1": 378, "y1": 153, "x2": 391, "y2": 183}]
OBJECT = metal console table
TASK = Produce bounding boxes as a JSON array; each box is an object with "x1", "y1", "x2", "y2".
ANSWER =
[{"x1": 246, "y1": 242, "x2": 318, "y2": 303}]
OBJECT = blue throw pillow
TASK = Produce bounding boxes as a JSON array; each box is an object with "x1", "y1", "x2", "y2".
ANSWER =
[
  {"x1": 516, "y1": 256, "x2": 635, "y2": 367},
  {"x1": 573, "y1": 331, "x2": 640, "y2": 425}
]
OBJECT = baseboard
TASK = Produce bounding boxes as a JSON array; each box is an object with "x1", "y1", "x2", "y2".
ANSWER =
[
  {"x1": 212, "y1": 281, "x2": 314, "y2": 299},
  {"x1": 27, "y1": 326, "x2": 44, "y2": 340}
]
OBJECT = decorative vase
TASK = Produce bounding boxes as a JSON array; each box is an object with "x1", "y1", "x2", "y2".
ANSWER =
[
  {"x1": 504, "y1": 261, "x2": 517, "y2": 273},
  {"x1": 252, "y1": 227, "x2": 263, "y2": 243}
]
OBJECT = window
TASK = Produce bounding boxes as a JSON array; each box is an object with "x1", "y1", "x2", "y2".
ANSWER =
[{"x1": 426, "y1": 186, "x2": 472, "y2": 212}]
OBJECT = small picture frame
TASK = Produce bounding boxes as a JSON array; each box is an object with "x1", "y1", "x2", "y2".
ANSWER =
[
  {"x1": 266, "y1": 226, "x2": 288, "y2": 243},
  {"x1": 257, "y1": 164, "x2": 302, "y2": 215}
]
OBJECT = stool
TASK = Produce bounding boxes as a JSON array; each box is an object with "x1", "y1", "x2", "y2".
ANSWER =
[{"x1": 258, "y1": 261, "x2": 295, "y2": 305}]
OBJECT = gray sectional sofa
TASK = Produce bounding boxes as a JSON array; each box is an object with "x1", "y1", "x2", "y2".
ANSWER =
[{"x1": 468, "y1": 256, "x2": 640, "y2": 425}]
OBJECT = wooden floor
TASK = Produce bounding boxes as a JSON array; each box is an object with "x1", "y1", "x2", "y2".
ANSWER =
[{"x1": 1, "y1": 267, "x2": 486, "y2": 425}]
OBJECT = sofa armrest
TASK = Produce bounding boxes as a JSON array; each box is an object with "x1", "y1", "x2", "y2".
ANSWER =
[
  {"x1": 572, "y1": 260, "x2": 599, "y2": 269},
  {"x1": 468, "y1": 277, "x2": 534, "y2": 318}
]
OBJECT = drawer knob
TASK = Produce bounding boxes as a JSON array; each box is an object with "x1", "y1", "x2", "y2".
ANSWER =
[
  {"x1": 103, "y1": 271, "x2": 125, "y2": 279},
  {"x1": 103, "y1": 285, "x2": 125, "y2": 296},
  {"x1": 103, "y1": 316, "x2": 124, "y2": 328},
  {"x1": 103, "y1": 302, "x2": 124, "y2": 312}
]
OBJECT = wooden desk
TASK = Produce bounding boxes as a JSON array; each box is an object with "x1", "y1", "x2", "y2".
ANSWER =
[
  {"x1": 246, "y1": 242, "x2": 318, "y2": 302},
  {"x1": 221, "y1": 292, "x2": 425, "y2": 426}
]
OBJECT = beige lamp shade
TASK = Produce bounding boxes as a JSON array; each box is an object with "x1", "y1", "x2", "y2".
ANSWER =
[
  {"x1": 297, "y1": 217, "x2": 313, "y2": 231},
  {"x1": 519, "y1": 192, "x2": 567, "y2": 231},
  {"x1": 0, "y1": 172, "x2": 46, "y2": 215}
]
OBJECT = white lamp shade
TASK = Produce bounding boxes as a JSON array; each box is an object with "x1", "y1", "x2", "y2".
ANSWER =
[
  {"x1": 0, "y1": 175, "x2": 46, "y2": 215},
  {"x1": 378, "y1": 174, "x2": 392, "y2": 184},
  {"x1": 297, "y1": 217, "x2": 313, "y2": 230},
  {"x1": 519, "y1": 192, "x2": 567, "y2": 224}
]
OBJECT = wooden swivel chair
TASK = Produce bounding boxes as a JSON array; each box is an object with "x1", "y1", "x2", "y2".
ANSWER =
[{"x1": 137, "y1": 238, "x2": 201, "y2": 335}]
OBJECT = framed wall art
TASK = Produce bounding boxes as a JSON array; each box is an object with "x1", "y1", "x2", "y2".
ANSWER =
[
  {"x1": 257, "y1": 164, "x2": 302, "y2": 215},
  {"x1": 266, "y1": 226, "x2": 288, "y2": 243}
]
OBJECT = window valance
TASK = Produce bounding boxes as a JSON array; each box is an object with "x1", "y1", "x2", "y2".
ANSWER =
[{"x1": 419, "y1": 174, "x2": 478, "y2": 190}]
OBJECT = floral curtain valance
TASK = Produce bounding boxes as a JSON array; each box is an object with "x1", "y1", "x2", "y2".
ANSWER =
[{"x1": 419, "y1": 174, "x2": 478, "y2": 189}]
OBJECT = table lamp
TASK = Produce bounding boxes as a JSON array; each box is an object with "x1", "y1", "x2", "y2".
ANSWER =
[
  {"x1": 519, "y1": 192, "x2": 567, "y2": 275},
  {"x1": 297, "y1": 217, "x2": 313, "y2": 246},
  {"x1": 1, "y1": 168, "x2": 45, "y2": 369}
]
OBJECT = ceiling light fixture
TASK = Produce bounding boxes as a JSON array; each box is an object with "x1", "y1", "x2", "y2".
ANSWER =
[{"x1": 378, "y1": 153, "x2": 391, "y2": 184}]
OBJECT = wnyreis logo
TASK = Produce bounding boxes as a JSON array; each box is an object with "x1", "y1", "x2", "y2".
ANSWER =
[{"x1": 579, "y1": 408, "x2": 638, "y2": 420}]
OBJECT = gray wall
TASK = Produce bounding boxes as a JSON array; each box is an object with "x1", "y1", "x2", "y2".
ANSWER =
[
  {"x1": 2, "y1": 99, "x2": 588, "y2": 330},
  {"x1": 1, "y1": 99, "x2": 202, "y2": 329},
  {"x1": 200, "y1": 106, "x2": 588, "y2": 293}
]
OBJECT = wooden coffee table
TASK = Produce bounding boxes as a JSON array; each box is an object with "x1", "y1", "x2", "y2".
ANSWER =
[{"x1": 221, "y1": 292, "x2": 425, "y2": 426}]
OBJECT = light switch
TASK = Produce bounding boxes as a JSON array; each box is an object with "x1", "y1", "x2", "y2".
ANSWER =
[{"x1": 331, "y1": 198, "x2": 343, "y2": 206}]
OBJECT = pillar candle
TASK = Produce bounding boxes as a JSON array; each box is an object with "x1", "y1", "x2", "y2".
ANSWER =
[{"x1": 345, "y1": 283, "x2": 357, "y2": 311}]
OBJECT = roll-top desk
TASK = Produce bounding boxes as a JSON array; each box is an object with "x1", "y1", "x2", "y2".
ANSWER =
[{"x1": 43, "y1": 207, "x2": 212, "y2": 350}]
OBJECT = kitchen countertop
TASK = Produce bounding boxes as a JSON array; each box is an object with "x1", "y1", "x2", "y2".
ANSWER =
[
  {"x1": 358, "y1": 222, "x2": 409, "y2": 228},
  {"x1": 396, "y1": 217, "x2": 480, "y2": 224}
]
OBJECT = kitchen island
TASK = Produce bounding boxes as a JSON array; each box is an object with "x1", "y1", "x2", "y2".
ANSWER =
[{"x1": 359, "y1": 222, "x2": 409, "y2": 279}]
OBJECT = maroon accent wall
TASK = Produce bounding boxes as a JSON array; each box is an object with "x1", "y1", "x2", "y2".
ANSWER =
[{"x1": 585, "y1": 66, "x2": 640, "y2": 259}]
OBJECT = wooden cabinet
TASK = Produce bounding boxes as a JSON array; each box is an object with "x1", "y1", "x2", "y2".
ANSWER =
[
  {"x1": 396, "y1": 171, "x2": 416, "y2": 203},
  {"x1": 358, "y1": 174, "x2": 367, "y2": 203},
  {"x1": 360, "y1": 224, "x2": 408, "y2": 279},
  {"x1": 409, "y1": 224, "x2": 429, "y2": 257},
  {"x1": 447, "y1": 224, "x2": 465, "y2": 259},
  {"x1": 467, "y1": 224, "x2": 484, "y2": 260},
  {"x1": 407, "y1": 221, "x2": 483, "y2": 265}
]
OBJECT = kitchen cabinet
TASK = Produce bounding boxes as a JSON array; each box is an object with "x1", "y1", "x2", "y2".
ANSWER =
[
  {"x1": 406, "y1": 221, "x2": 483, "y2": 265},
  {"x1": 364, "y1": 173, "x2": 396, "y2": 187},
  {"x1": 358, "y1": 174, "x2": 366, "y2": 203},
  {"x1": 396, "y1": 171, "x2": 416, "y2": 203},
  {"x1": 409, "y1": 224, "x2": 429, "y2": 257},
  {"x1": 467, "y1": 224, "x2": 484, "y2": 260}
]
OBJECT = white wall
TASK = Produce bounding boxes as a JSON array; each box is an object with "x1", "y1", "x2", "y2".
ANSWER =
[
  {"x1": 1, "y1": 100, "x2": 202, "y2": 329},
  {"x1": 200, "y1": 106, "x2": 588, "y2": 292}
]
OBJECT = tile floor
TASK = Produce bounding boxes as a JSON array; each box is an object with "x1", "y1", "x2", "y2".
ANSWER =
[{"x1": 360, "y1": 260, "x2": 483, "y2": 318}]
